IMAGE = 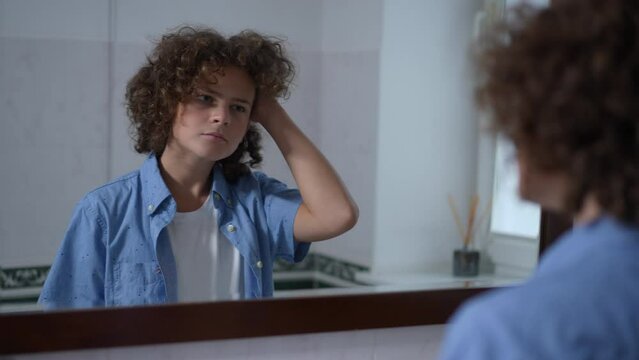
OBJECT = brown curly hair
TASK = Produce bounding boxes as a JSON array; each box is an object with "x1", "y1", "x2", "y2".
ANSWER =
[
  {"x1": 125, "y1": 25, "x2": 295, "y2": 182},
  {"x1": 477, "y1": 0, "x2": 639, "y2": 223}
]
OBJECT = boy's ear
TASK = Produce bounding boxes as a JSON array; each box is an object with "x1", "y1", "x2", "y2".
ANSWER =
[
  {"x1": 249, "y1": 94, "x2": 258, "y2": 122},
  {"x1": 175, "y1": 102, "x2": 187, "y2": 120}
]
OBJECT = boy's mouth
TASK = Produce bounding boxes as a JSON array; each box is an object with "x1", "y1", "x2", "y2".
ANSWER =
[{"x1": 201, "y1": 132, "x2": 227, "y2": 142}]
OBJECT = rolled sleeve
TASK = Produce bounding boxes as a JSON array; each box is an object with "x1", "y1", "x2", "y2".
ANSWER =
[
  {"x1": 256, "y1": 173, "x2": 310, "y2": 263},
  {"x1": 39, "y1": 198, "x2": 107, "y2": 310}
]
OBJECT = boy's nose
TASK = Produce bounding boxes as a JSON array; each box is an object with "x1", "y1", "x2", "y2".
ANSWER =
[{"x1": 211, "y1": 106, "x2": 230, "y2": 125}]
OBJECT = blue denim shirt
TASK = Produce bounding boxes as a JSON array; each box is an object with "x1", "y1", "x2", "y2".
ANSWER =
[
  {"x1": 440, "y1": 216, "x2": 639, "y2": 359},
  {"x1": 39, "y1": 154, "x2": 310, "y2": 309}
]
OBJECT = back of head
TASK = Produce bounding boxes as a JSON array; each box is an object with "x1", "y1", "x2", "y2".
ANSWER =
[{"x1": 477, "y1": 0, "x2": 639, "y2": 223}]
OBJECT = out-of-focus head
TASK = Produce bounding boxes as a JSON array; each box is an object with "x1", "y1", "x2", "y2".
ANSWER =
[{"x1": 477, "y1": 0, "x2": 639, "y2": 222}]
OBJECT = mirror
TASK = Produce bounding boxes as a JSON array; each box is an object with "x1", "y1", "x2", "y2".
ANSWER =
[{"x1": 1, "y1": 0, "x2": 541, "y2": 315}]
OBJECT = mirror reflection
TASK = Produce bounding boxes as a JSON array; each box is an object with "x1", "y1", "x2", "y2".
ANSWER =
[{"x1": 0, "y1": 0, "x2": 540, "y2": 313}]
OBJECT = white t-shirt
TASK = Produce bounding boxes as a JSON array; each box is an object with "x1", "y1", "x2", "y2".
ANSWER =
[{"x1": 167, "y1": 196, "x2": 241, "y2": 302}]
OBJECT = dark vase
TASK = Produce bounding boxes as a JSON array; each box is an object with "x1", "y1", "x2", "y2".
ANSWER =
[{"x1": 453, "y1": 248, "x2": 480, "y2": 277}]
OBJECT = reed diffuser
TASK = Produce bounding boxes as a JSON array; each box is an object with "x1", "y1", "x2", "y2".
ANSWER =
[{"x1": 448, "y1": 194, "x2": 490, "y2": 277}]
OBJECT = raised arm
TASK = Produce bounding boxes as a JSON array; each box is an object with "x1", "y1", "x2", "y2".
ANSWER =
[{"x1": 252, "y1": 97, "x2": 358, "y2": 242}]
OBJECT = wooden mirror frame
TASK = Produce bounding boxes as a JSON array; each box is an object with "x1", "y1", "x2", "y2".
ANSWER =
[{"x1": 0, "y1": 210, "x2": 569, "y2": 355}]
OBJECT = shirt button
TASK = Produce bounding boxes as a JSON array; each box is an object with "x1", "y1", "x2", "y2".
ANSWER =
[
  {"x1": 256, "y1": 261, "x2": 263, "y2": 269},
  {"x1": 226, "y1": 224, "x2": 236, "y2": 233},
  {"x1": 214, "y1": 193, "x2": 221, "y2": 201},
  {"x1": 226, "y1": 199, "x2": 233, "y2": 206},
  {"x1": 147, "y1": 204, "x2": 154, "y2": 212}
]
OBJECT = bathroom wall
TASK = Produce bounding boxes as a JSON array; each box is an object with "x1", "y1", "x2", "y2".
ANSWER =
[
  {"x1": 309, "y1": 0, "x2": 383, "y2": 268},
  {"x1": 372, "y1": 0, "x2": 483, "y2": 274},
  {"x1": 0, "y1": 0, "x2": 112, "y2": 268}
]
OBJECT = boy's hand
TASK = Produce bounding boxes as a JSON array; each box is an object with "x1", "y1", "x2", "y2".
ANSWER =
[
  {"x1": 250, "y1": 95, "x2": 286, "y2": 128},
  {"x1": 249, "y1": 93, "x2": 358, "y2": 243}
]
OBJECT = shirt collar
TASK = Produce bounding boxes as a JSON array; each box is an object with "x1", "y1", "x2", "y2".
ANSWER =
[
  {"x1": 537, "y1": 215, "x2": 636, "y2": 274},
  {"x1": 211, "y1": 163, "x2": 233, "y2": 203},
  {"x1": 140, "y1": 153, "x2": 234, "y2": 214},
  {"x1": 139, "y1": 153, "x2": 173, "y2": 215}
]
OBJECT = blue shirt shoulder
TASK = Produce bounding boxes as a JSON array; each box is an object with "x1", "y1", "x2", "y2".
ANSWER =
[{"x1": 439, "y1": 216, "x2": 639, "y2": 360}]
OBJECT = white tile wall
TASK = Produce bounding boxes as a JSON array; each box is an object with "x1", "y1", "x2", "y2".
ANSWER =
[
  {"x1": 373, "y1": 0, "x2": 484, "y2": 275},
  {"x1": 0, "y1": 37, "x2": 109, "y2": 267},
  {"x1": 312, "y1": 50, "x2": 380, "y2": 268},
  {"x1": 0, "y1": 0, "x2": 110, "y2": 41},
  {"x1": 112, "y1": 0, "x2": 323, "y2": 51},
  {"x1": 320, "y1": 0, "x2": 383, "y2": 53}
]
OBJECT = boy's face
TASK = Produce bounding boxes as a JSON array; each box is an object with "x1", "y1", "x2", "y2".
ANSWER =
[{"x1": 166, "y1": 66, "x2": 255, "y2": 164}]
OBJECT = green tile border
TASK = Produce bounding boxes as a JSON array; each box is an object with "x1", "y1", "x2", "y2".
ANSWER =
[
  {"x1": 1, "y1": 295, "x2": 40, "y2": 304},
  {"x1": 274, "y1": 253, "x2": 369, "y2": 283},
  {"x1": 0, "y1": 266, "x2": 50, "y2": 290}
]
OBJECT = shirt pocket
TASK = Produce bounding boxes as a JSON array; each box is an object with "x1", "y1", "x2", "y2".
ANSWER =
[{"x1": 113, "y1": 261, "x2": 163, "y2": 306}]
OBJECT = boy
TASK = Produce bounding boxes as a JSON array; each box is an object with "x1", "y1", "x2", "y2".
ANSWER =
[{"x1": 40, "y1": 26, "x2": 358, "y2": 309}]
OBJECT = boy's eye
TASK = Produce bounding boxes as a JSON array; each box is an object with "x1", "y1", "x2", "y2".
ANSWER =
[
  {"x1": 231, "y1": 104, "x2": 247, "y2": 113},
  {"x1": 195, "y1": 94, "x2": 214, "y2": 104}
]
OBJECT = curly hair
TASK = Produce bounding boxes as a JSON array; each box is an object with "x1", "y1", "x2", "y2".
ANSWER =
[
  {"x1": 477, "y1": 0, "x2": 639, "y2": 223},
  {"x1": 125, "y1": 25, "x2": 295, "y2": 182}
]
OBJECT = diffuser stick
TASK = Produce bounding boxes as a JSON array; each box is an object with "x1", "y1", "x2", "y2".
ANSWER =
[
  {"x1": 463, "y1": 195, "x2": 479, "y2": 248},
  {"x1": 447, "y1": 194, "x2": 465, "y2": 243}
]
